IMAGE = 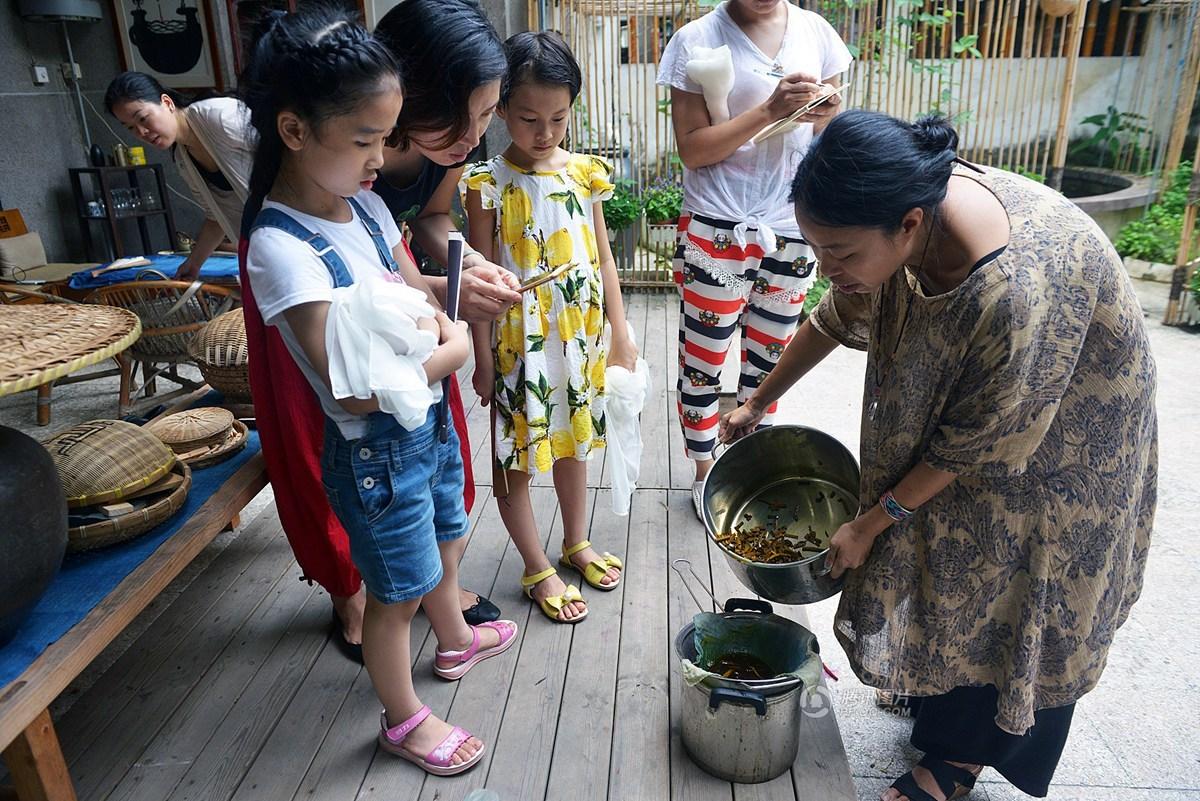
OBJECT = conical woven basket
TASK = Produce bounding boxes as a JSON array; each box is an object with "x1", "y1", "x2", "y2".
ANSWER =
[
  {"x1": 44, "y1": 419, "x2": 176, "y2": 509},
  {"x1": 184, "y1": 419, "x2": 249, "y2": 468},
  {"x1": 145, "y1": 407, "x2": 234, "y2": 454},
  {"x1": 67, "y1": 460, "x2": 191, "y2": 552},
  {"x1": 188, "y1": 308, "x2": 251, "y2": 403}
]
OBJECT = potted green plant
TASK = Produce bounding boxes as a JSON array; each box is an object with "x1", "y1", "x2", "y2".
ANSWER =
[
  {"x1": 604, "y1": 179, "x2": 643, "y2": 260},
  {"x1": 641, "y1": 177, "x2": 684, "y2": 254}
]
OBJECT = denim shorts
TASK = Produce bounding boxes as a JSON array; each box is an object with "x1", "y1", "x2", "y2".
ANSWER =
[{"x1": 320, "y1": 408, "x2": 469, "y2": 604}]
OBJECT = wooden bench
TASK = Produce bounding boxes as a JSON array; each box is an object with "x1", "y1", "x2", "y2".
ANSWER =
[{"x1": 0, "y1": 454, "x2": 266, "y2": 801}]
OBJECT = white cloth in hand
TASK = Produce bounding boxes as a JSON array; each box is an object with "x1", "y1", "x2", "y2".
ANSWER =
[
  {"x1": 685, "y1": 45, "x2": 735, "y2": 124},
  {"x1": 325, "y1": 280, "x2": 442, "y2": 432}
]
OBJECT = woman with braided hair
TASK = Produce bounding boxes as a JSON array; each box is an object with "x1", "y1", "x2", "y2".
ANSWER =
[
  {"x1": 241, "y1": 8, "x2": 515, "y2": 775},
  {"x1": 235, "y1": 3, "x2": 519, "y2": 663}
]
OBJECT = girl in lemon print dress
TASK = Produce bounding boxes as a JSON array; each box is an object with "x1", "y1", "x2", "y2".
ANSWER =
[{"x1": 462, "y1": 31, "x2": 637, "y2": 624}]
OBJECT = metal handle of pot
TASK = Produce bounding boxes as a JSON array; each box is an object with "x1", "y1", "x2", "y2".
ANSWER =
[
  {"x1": 708, "y1": 687, "x2": 768, "y2": 716},
  {"x1": 723, "y1": 597, "x2": 773, "y2": 615},
  {"x1": 671, "y1": 558, "x2": 724, "y2": 612}
]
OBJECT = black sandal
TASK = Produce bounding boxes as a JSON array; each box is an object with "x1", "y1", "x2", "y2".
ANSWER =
[
  {"x1": 462, "y1": 592, "x2": 501, "y2": 626},
  {"x1": 888, "y1": 756, "x2": 979, "y2": 801},
  {"x1": 329, "y1": 608, "x2": 364, "y2": 664}
]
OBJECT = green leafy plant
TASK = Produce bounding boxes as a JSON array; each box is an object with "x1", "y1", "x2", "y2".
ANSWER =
[
  {"x1": 1115, "y1": 161, "x2": 1192, "y2": 263},
  {"x1": 641, "y1": 178, "x2": 684, "y2": 225},
  {"x1": 803, "y1": 276, "x2": 831, "y2": 316},
  {"x1": 603, "y1": 179, "x2": 643, "y2": 231},
  {"x1": 1069, "y1": 105, "x2": 1152, "y2": 171}
]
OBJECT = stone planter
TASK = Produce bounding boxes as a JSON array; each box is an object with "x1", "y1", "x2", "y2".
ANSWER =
[{"x1": 1123, "y1": 256, "x2": 1177, "y2": 284}]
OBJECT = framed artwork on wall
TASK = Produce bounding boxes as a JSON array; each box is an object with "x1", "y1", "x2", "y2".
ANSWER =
[{"x1": 109, "y1": 0, "x2": 223, "y2": 90}]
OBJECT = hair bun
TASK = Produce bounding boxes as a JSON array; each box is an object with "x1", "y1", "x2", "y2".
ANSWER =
[{"x1": 911, "y1": 114, "x2": 959, "y2": 155}]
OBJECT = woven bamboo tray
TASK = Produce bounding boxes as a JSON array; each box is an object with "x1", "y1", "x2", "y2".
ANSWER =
[
  {"x1": 44, "y1": 419, "x2": 177, "y2": 509},
  {"x1": 67, "y1": 460, "x2": 191, "y2": 552},
  {"x1": 145, "y1": 407, "x2": 234, "y2": 453},
  {"x1": 0, "y1": 306, "x2": 141, "y2": 397},
  {"x1": 183, "y1": 419, "x2": 249, "y2": 468},
  {"x1": 187, "y1": 308, "x2": 251, "y2": 403}
]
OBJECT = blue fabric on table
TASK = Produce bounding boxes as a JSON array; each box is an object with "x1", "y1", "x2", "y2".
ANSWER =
[
  {"x1": 0, "y1": 431, "x2": 260, "y2": 689},
  {"x1": 67, "y1": 253, "x2": 240, "y2": 290}
]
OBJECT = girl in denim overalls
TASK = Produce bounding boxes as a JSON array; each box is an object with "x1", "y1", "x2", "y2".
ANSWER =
[{"x1": 240, "y1": 9, "x2": 516, "y2": 777}]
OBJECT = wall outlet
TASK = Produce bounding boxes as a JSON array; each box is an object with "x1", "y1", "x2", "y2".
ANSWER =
[
  {"x1": 31, "y1": 65, "x2": 50, "y2": 85},
  {"x1": 60, "y1": 62, "x2": 82, "y2": 81}
]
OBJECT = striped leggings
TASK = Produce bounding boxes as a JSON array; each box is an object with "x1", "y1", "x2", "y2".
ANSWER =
[{"x1": 674, "y1": 213, "x2": 817, "y2": 461}]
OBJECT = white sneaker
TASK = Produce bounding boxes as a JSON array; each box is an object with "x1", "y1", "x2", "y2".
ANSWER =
[{"x1": 692, "y1": 481, "x2": 705, "y2": 522}]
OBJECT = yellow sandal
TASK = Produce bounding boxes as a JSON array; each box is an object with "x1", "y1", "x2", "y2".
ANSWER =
[
  {"x1": 520, "y1": 567, "x2": 588, "y2": 624},
  {"x1": 559, "y1": 540, "x2": 623, "y2": 591}
]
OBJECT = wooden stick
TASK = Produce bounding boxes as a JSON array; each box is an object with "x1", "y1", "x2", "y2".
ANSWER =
[{"x1": 1050, "y1": 0, "x2": 1090, "y2": 189}]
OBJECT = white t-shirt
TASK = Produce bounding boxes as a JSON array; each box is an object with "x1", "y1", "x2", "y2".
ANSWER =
[
  {"x1": 246, "y1": 189, "x2": 405, "y2": 440},
  {"x1": 657, "y1": 2, "x2": 852, "y2": 243}
]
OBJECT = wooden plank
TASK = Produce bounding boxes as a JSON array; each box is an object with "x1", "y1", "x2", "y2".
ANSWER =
[
  {"x1": 227, "y1": 638, "x2": 361, "y2": 801},
  {"x1": 158, "y1": 591, "x2": 331, "y2": 801},
  {"x1": 92, "y1": 574, "x2": 317, "y2": 801},
  {"x1": 666, "y1": 489, "x2": 733, "y2": 801},
  {"x1": 544, "y1": 488, "x2": 631, "y2": 801},
  {"x1": 62, "y1": 520, "x2": 295, "y2": 801},
  {"x1": 404, "y1": 486, "x2": 561, "y2": 801},
  {"x1": 463, "y1": 489, "x2": 590, "y2": 800},
  {"x1": 608, "y1": 488, "x2": 671, "y2": 801},
  {"x1": 56, "y1": 510, "x2": 284, "y2": 770},
  {"x1": 0, "y1": 454, "x2": 267, "y2": 753},
  {"x1": 289, "y1": 665, "x2": 376, "y2": 801},
  {"x1": 2, "y1": 710, "x2": 76, "y2": 801},
  {"x1": 641, "y1": 293, "x2": 672, "y2": 491}
]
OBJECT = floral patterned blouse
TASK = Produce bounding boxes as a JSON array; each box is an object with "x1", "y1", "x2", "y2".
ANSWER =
[
  {"x1": 811, "y1": 166, "x2": 1158, "y2": 734},
  {"x1": 462, "y1": 153, "x2": 614, "y2": 473}
]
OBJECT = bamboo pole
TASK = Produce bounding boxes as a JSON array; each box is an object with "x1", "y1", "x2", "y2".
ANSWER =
[
  {"x1": 1081, "y1": 0, "x2": 1100, "y2": 56},
  {"x1": 1164, "y1": 132, "x2": 1200, "y2": 324},
  {"x1": 1165, "y1": 5, "x2": 1200, "y2": 173},
  {"x1": 1048, "y1": 0, "x2": 1089, "y2": 189},
  {"x1": 980, "y1": 0, "x2": 1014, "y2": 165},
  {"x1": 1102, "y1": 0, "x2": 1120, "y2": 57},
  {"x1": 993, "y1": 0, "x2": 1021, "y2": 166},
  {"x1": 1013, "y1": 0, "x2": 1038, "y2": 171},
  {"x1": 962, "y1": 0, "x2": 982, "y2": 156},
  {"x1": 1032, "y1": 6, "x2": 1056, "y2": 176}
]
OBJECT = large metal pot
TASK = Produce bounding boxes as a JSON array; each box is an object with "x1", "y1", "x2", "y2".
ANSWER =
[
  {"x1": 675, "y1": 599, "x2": 815, "y2": 783},
  {"x1": 701, "y1": 425, "x2": 860, "y2": 605}
]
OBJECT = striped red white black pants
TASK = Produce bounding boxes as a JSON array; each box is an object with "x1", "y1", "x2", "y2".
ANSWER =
[{"x1": 674, "y1": 213, "x2": 817, "y2": 461}]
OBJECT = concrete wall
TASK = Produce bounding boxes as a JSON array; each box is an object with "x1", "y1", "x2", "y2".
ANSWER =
[{"x1": 0, "y1": 5, "x2": 206, "y2": 262}]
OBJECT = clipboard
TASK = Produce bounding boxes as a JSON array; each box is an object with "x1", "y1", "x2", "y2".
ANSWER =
[
  {"x1": 751, "y1": 84, "x2": 846, "y2": 145},
  {"x1": 518, "y1": 261, "x2": 575, "y2": 292}
]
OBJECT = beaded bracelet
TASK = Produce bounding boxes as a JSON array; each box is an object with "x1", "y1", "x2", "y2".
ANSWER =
[{"x1": 879, "y1": 489, "x2": 914, "y2": 522}]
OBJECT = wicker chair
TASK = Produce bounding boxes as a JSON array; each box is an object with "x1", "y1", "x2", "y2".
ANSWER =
[
  {"x1": 0, "y1": 283, "x2": 126, "y2": 424},
  {"x1": 86, "y1": 277, "x2": 240, "y2": 415}
]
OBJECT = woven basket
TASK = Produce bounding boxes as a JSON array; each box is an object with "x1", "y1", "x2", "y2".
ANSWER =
[
  {"x1": 86, "y1": 281, "x2": 239, "y2": 363},
  {"x1": 67, "y1": 461, "x2": 191, "y2": 552},
  {"x1": 44, "y1": 419, "x2": 176, "y2": 509},
  {"x1": 188, "y1": 308, "x2": 252, "y2": 403},
  {"x1": 145, "y1": 407, "x2": 234, "y2": 453},
  {"x1": 185, "y1": 419, "x2": 249, "y2": 469}
]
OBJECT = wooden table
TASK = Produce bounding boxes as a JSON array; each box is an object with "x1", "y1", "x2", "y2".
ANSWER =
[{"x1": 0, "y1": 315, "x2": 267, "y2": 801}]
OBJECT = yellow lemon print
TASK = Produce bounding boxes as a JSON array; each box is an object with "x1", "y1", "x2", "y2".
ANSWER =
[
  {"x1": 545, "y1": 228, "x2": 574, "y2": 267},
  {"x1": 581, "y1": 223, "x2": 598, "y2": 265},
  {"x1": 512, "y1": 411, "x2": 529, "y2": 446},
  {"x1": 585, "y1": 304, "x2": 603, "y2": 338},
  {"x1": 591, "y1": 355, "x2": 607, "y2": 391},
  {"x1": 571, "y1": 408, "x2": 593, "y2": 443},
  {"x1": 510, "y1": 236, "x2": 540, "y2": 272},
  {"x1": 533, "y1": 437, "x2": 553, "y2": 472},
  {"x1": 552, "y1": 429, "x2": 576, "y2": 458},
  {"x1": 558, "y1": 306, "x2": 584, "y2": 341},
  {"x1": 500, "y1": 184, "x2": 532, "y2": 246}
]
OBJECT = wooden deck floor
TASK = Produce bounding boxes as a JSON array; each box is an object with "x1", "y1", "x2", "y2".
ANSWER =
[{"x1": 51, "y1": 294, "x2": 855, "y2": 801}]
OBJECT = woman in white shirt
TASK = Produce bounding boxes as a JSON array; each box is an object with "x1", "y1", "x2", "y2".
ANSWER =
[
  {"x1": 657, "y1": 0, "x2": 852, "y2": 517},
  {"x1": 106, "y1": 72, "x2": 253, "y2": 280}
]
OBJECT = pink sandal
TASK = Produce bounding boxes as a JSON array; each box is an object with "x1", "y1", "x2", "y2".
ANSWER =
[
  {"x1": 378, "y1": 706, "x2": 485, "y2": 776},
  {"x1": 433, "y1": 620, "x2": 518, "y2": 681}
]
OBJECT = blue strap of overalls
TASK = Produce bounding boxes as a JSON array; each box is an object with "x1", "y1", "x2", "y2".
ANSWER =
[{"x1": 251, "y1": 197, "x2": 399, "y2": 286}]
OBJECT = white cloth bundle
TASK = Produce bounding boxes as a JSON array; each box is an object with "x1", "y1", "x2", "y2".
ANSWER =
[
  {"x1": 604, "y1": 322, "x2": 649, "y2": 516},
  {"x1": 325, "y1": 280, "x2": 441, "y2": 432},
  {"x1": 685, "y1": 45, "x2": 735, "y2": 124}
]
